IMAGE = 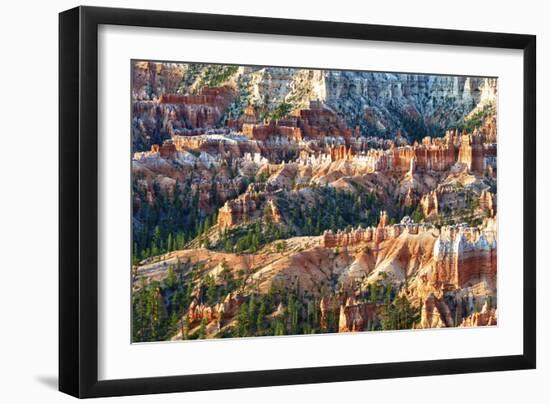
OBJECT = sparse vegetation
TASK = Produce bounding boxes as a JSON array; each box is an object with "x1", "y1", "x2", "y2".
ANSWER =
[{"x1": 458, "y1": 104, "x2": 496, "y2": 133}]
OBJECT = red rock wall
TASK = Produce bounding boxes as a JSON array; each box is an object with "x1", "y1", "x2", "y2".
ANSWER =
[
  {"x1": 457, "y1": 248, "x2": 497, "y2": 288},
  {"x1": 322, "y1": 222, "x2": 432, "y2": 248},
  {"x1": 338, "y1": 298, "x2": 378, "y2": 332},
  {"x1": 242, "y1": 122, "x2": 303, "y2": 142},
  {"x1": 457, "y1": 134, "x2": 485, "y2": 172},
  {"x1": 217, "y1": 192, "x2": 263, "y2": 229},
  {"x1": 329, "y1": 145, "x2": 354, "y2": 161},
  {"x1": 157, "y1": 86, "x2": 236, "y2": 129},
  {"x1": 351, "y1": 131, "x2": 492, "y2": 174},
  {"x1": 432, "y1": 226, "x2": 497, "y2": 290}
]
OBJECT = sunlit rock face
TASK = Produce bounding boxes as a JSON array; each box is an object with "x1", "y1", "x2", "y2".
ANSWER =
[
  {"x1": 130, "y1": 61, "x2": 498, "y2": 342},
  {"x1": 132, "y1": 62, "x2": 497, "y2": 150},
  {"x1": 158, "y1": 87, "x2": 236, "y2": 129},
  {"x1": 459, "y1": 301, "x2": 497, "y2": 327},
  {"x1": 217, "y1": 191, "x2": 263, "y2": 229},
  {"x1": 325, "y1": 72, "x2": 497, "y2": 137},
  {"x1": 432, "y1": 220, "x2": 497, "y2": 288},
  {"x1": 338, "y1": 298, "x2": 378, "y2": 332}
]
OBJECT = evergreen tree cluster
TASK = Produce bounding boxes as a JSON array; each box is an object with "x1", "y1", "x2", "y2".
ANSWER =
[
  {"x1": 379, "y1": 295, "x2": 421, "y2": 331},
  {"x1": 221, "y1": 287, "x2": 327, "y2": 339},
  {"x1": 457, "y1": 104, "x2": 495, "y2": 133},
  {"x1": 132, "y1": 279, "x2": 169, "y2": 342},
  {"x1": 132, "y1": 260, "x2": 209, "y2": 342},
  {"x1": 217, "y1": 218, "x2": 289, "y2": 254},
  {"x1": 133, "y1": 256, "x2": 421, "y2": 342},
  {"x1": 132, "y1": 176, "x2": 219, "y2": 263},
  {"x1": 216, "y1": 186, "x2": 383, "y2": 254},
  {"x1": 285, "y1": 186, "x2": 382, "y2": 234},
  {"x1": 399, "y1": 114, "x2": 444, "y2": 144}
]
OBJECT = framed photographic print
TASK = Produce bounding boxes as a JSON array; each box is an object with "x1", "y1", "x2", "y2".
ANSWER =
[{"x1": 59, "y1": 6, "x2": 536, "y2": 398}]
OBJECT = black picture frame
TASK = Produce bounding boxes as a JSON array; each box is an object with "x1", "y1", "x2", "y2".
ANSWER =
[{"x1": 59, "y1": 5, "x2": 536, "y2": 398}]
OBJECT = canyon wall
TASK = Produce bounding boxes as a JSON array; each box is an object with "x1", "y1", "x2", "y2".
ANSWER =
[
  {"x1": 299, "y1": 128, "x2": 495, "y2": 176},
  {"x1": 157, "y1": 86, "x2": 235, "y2": 129},
  {"x1": 322, "y1": 219, "x2": 496, "y2": 291},
  {"x1": 325, "y1": 72, "x2": 497, "y2": 138},
  {"x1": 338, "y1": 298, "x2": 378, "y2": 332},
  {"x1": 432, "y1": 222, "x2": 497, "y2": 290},
  {"x1": 133, "y1": 61, "x2": 497, "y2": 141},
  {"x1": 322, "y1": 221, "x2": 436, "y2": 248}
]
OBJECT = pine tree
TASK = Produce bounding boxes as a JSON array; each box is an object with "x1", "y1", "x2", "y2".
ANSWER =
[
  {"x1": 205, "y1": 276, "x2": 217, "y2": 306},
  {"x1": 274, "y1": 317, "x2": 285, "y2": 336},
  {"x1": 379, "y1": 300, "x2": 396, "y2": 330},
  {"x1": 237, "y1": 302, "x2": 249, "y2": 337},
  {"x1": 220, "y1": 258, "x2": 235, "y2": 295},
  {"x1": 385, "y1": 283, "x2": 392, "y2": 303},
  {"x1": 379, "y1": 296, "x2": 419, "y2": 330},
  {"x1": 184, "y1": 270, "x2": 196, "y2": 308},
  {"x1": 393, "y1": 296, "x2": 419, "y2": 329},
  {"x1": 181, "y1": 317, "x2": 189, "y2": 340},
  {"x1": 198, "y1": 318, "x2": 207, "y2": 339},
  {"x1": 248, "y1": 294, "x2": 257, "y2": 334},
  {"x1": 165, "y1": 266, "x2": 176, "y2": 289},
  {"x1": 370, "y1": 283, "x2": 378, "y2": 303},
  {"x1": 153, "y1": 225, "x2": 162, "y2": 250},
  {"x1": 176, "y1": 232, "x2": 184, "y2": 250},
  {"x1": 287, "y1": 294, "x2": 299, "y2": 335},
  {"x1": 198, "y1": 220, "x2": 204, "y2": 236},
  {"x1": 312, "y1": 297, "x2": 319, "y2": 330},
  {"x1": 256, "y1": 297, "x2": 267, "y2": 335},
  {"x1": 167, "y1": 233, "x2": 173, "y2": 252}
]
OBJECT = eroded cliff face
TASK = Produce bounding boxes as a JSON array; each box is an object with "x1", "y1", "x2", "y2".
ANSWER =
[
  {"x1": 244, "y1": 67, "x2": 327, "y2": 111},
  {"x1": 132, "y1": 62, "x2": 497, "y2": 146},
  {"x1": 131, "y1": 60, "x2": 498, "y2": 341},
  {"x1": 134, "y1": 216, "x2": 497, "y2": 338},
  {"x1": 325, "y1": 72, "x2": 497, "y2": 138}
]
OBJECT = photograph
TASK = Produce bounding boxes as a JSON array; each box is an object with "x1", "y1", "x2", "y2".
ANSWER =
[
  {"x1": 131, "y1": 61, "x2": 498, "y2": 342},
  {"x1": 0, "y1": 1, "x2": 542, "y2": 401}
]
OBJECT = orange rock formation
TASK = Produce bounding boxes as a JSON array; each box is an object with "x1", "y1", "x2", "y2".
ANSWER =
[
  {"x1": 459, "y1": 302, "x2": 497, "y2": 327},
  {"x1": 338, "y1": 298, "x2": 377, "y2": 332},
  {"x1": 217, "y1": 191, "x2": 263, "y2": 229},
  {"x1": 158, "y1": 86, "x2": 235, "y2": 129}
]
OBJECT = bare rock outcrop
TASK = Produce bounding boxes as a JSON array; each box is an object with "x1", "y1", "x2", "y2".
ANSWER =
[
  {"x1": 420, "y1": 191, "x2": 439, "y2": 219},
  {"x1": 459, "y1": 301, "x2": 497, "y2": 327},
  {"x1": 186, "y1": 293, "x2": 243, "y2": 327},
  {"x1": 432, "y1": 224, "x2": 497, "y2": 290},
  {"x1": 217, "y1": 189, "x2": 264, "y2": 229},
  {"x1": 338, "y1": 297, "x2": 377, "y2": 332},
  {"x1": 419, "y1": 293, "x2": 454, "y2": 328},
  {"x1": 158, "y1": 86, "x2": 235, "y2": 129}
]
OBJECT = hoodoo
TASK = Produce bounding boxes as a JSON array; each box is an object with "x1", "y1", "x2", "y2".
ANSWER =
[{"x1": 130, "y1": 60, "x2": 498, "y2": 342}]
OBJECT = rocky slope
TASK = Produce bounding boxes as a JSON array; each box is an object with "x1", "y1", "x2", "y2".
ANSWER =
[
  {"x1": 133, "y1": 61, "x2": 497, "y2": 146},
  {"x1": 130, "y1": 60, "x2": 498, "y2": 342},
  {"x1": 134, "y1": 216, "x2": 496, "y2": 339}
]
